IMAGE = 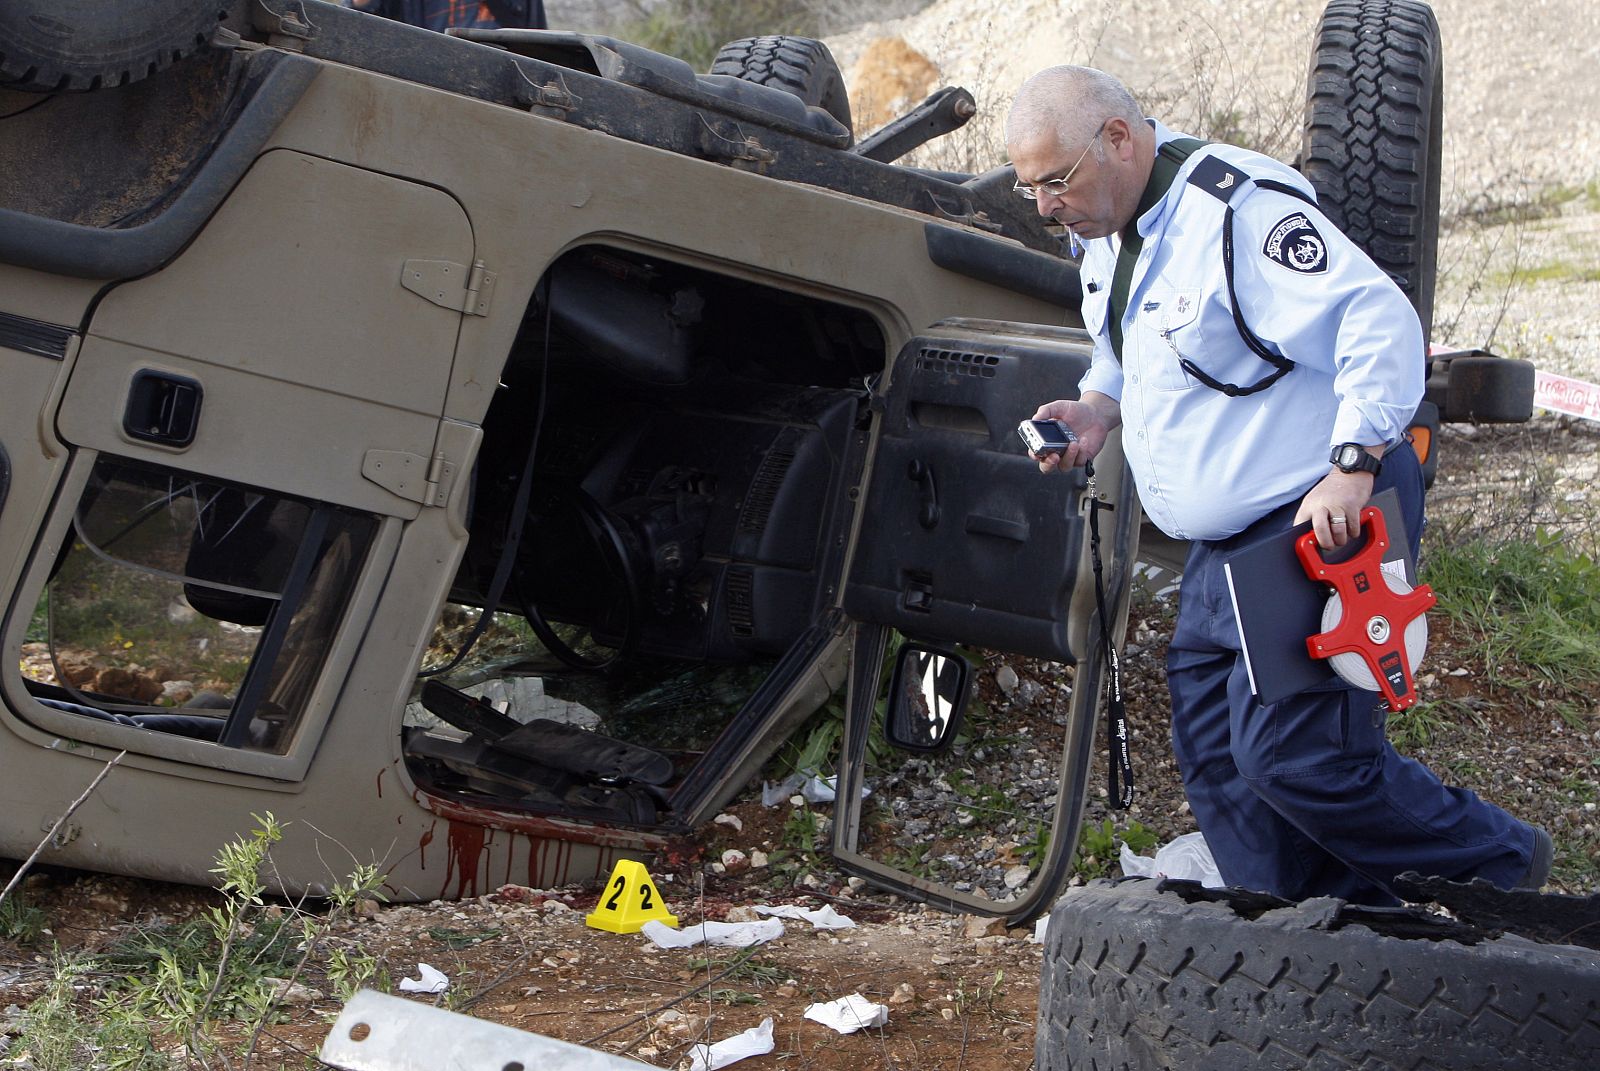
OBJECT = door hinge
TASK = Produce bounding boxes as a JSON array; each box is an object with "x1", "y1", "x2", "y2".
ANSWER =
[
  {"x1": 512, "y1": 64, "x2": 582, "y2": 118},
  {"x1": 362, "y1": 449, "x2": 458, "y2": 507},
  {"x1": 695, "y1": 114, "x2": 775, "y2": 171},
  {"x1": 923, "y1": 189, "x2": 1003, "y2": 233},
  {"x1": 401, "y1": 258, "x2": 497, "y2": 317}
]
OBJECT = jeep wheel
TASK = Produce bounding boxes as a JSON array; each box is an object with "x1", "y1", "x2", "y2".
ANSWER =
[
  {"x1": 1036, "y1": 878, "x2": 1600, "y2": 1070},
  {"x1": 0, "y1": 0, "x2": 229, "y2": 92},
  {"x1": 1301, "y1": 0, "x2": 1442, "y2": 341},
  {"x1": 710, "y1": 35, "x2": 852, "y2": 133}
]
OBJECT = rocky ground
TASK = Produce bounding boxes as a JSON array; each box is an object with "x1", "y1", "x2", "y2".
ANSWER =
[
  {"x1": 4, "y1": 2, "x2": 1599, "y2": 1068},
  {"x1": 5, "y1": 508, "x2": 1597, "y2": 1069}
]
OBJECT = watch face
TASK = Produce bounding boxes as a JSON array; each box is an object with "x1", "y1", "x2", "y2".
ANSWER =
[{"x1": 1338, "y1": 445, "x2": 1360, "y2": 468}]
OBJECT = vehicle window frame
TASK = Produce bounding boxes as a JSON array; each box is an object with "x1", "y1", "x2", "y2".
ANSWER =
[{"x1": 1, "y1": 450, "x2": 402, "y2": 781}]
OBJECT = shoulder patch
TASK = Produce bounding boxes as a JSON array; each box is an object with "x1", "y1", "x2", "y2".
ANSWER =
[
  {"x1": 1187, "y1": 155, "x2": 1250, "y2": 203},
  {"x1": 1262, "y1": 213, "x2": 1328, "y2": 274}
]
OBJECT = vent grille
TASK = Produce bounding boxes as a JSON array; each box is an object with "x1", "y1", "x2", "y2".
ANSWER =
[
  {"x1": 738, "y1": 448, "x2": 795, "y2": 533},
  {"x1": 726, "y1": 568, "x2": 755, "y2": 638},
  {"x1": 916, "y1": 347, "x2": 999, "y2": 378}
]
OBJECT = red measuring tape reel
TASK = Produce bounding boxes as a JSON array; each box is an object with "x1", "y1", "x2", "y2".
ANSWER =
[{"x1": 1296, "y1": 505, "x2": 1436, "y2": 711}]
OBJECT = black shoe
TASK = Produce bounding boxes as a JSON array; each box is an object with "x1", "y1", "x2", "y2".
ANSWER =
[{"x1": 1516, "y1": 826, "x2": 1554, "y2": 890}]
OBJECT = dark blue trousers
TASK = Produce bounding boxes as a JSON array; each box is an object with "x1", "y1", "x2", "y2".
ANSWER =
[{"x1": 1166, "y1": 443, "x2": 1537, "y2": 903}]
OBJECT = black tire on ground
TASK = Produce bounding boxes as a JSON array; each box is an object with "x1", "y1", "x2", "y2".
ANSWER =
[
  {"x1": 1435, "y1": 355, "x2": 1538, "y2": 423},
  {"x1": 0, "y1": 0, "x2": 229, "y2": 92},
  {"x1": 1301, "y1": 0, "x2": 1442, "y2": 341},
  {"x1": 1036, "y1": 878, "x2": 1600, "y2": 1070},
  {"x1": 709, "y1": 35, "x2": 852, "y2": 133}
]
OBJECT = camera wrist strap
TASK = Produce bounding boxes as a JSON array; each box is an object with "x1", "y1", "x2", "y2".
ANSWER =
[{"x1": 1085, "y1": 460, "x2": 1134, "y2": 809}]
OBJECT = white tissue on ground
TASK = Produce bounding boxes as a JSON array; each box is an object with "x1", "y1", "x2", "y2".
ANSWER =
[
  {"x1": 754, "y1": 904, "x2": 856, "y2": 930},
  {"x1": 397, "y1": 963, "x2": 449, "y2": 993},
  {"x1": 640, "y1": 917, "x2": 785, "y2": 949},
  {"x1": 803, "y1": 993, "x2": 889, "y2": 1034},
  {"x1": 1118, "y1": 831, "x2": 1224, "y2": 888},
  {"x1": 686, "y1": 1017, "x2": 775, "y2": 1070}
]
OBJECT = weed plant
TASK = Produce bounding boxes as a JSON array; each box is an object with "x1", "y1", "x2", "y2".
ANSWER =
[
  {"x1": 1080, "y1": 817, "x2": 1157, "y2": 880},
  {"x1": 9, "y1": 813, "x2": 387, "y2": 1070}
]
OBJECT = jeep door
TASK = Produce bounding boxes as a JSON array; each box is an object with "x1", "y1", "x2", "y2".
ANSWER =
[
  {"x1": 834, "y1": 318, "x2": 1141, "y2": 924},
  {"x1": 0, "y1": 144, "x2": 475, "y2": 886}
]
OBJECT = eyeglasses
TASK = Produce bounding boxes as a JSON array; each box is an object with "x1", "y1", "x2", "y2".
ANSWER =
[{"x1": 1013, "y1": 122, "x2": 1108, "y2": 201}]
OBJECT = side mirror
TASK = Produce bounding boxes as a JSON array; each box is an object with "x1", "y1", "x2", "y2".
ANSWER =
[{"x1": 884, "y1": 642, "x2": 969, "y2": 752}]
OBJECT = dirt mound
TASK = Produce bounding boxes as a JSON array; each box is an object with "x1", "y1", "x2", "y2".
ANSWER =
[{"x1": 829, "y1": 0, "x2": 1600, "y2": 200}]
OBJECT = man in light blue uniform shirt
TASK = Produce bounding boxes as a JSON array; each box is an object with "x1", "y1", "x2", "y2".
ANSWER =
[{"x1": 1007, "y1": 65, "x2": 1548, "y2": 904}]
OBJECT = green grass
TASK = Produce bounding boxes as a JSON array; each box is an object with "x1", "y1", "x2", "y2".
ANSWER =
[
  {"x1": 1421, "y1": 532, "x2": 1600, "y2": 696},
  {"x1": 1448, "y1": 176, "x2": 1600, "y2": 226},
  {"x1": 0, "y1": 887, "x2": 47, "y2": 944},
  {"x1": 1387, "y1": 702, "x2": 1449, "y2": 751},
  {"x1": 1388, "y1": 696, "x2": 1486, "y2": 753},
  {"x1": 1490, "y1": 258, "x2": 1600, "y2": 288},
  {"x1": 1433, "y1": 754, "x2": 1488, "y2": 783},
  {"x1": 1559, "y1": 771, "x2": 1598, "y2": 804}
]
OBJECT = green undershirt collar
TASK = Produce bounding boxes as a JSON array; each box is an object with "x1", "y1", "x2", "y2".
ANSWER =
[{"x1": 1108, "y1": 137, "x2": 1206, "y2": 360}]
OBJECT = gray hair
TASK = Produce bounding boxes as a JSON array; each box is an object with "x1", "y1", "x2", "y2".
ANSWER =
[{"x1": 1005, "y1": 66, "x2": 1144, "y2": 152}]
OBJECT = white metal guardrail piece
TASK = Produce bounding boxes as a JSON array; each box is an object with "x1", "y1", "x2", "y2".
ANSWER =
[{"x1": 320, "y1": 990, "x2": 655, "y2": 1071}]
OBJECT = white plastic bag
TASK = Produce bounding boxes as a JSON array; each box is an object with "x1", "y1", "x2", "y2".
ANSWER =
[
  {"x1": 1119, "y1": 831, "x2": 1224, "y2": 888},
  {"x1": 686, "y1": 1017, "x2": 775, "y2": 1070}
]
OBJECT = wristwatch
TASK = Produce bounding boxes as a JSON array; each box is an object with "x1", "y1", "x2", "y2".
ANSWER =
[{"x1": 1330, "y1": 443, "x2": 1382, "y2": 476}]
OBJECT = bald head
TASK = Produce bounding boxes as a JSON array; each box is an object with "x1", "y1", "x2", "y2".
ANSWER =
[
  {"x1": 1005, "y1": 66, "x2": 1144, "y2": 151},
  {"x1": 1005, "y1": 66, "x2": 1156, "y2": 240}
]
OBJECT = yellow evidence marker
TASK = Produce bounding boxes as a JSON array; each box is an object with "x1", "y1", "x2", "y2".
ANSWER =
[{"x1": 585, "y1": 859, "x2": 678, "y2": 933}]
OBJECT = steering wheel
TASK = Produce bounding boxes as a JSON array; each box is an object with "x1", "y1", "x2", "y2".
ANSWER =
[{"x1": 516, "y1": 485, "x2": 643, "y2": 671}]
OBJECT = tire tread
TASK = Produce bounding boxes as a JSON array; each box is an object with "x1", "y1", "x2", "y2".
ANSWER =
[
  {"x1": 0, "y1": 1, "x2": 226, "y2": 92},
  {"x1": 1035, "y1": 879, "x2": 1600, "y2": 1070},
  {"x1": 709, "y1": 34, "x2": 852, "y2": 131},
  {"x1": 1300, "y1": 0, "x2": 1442, "y2": 336}
]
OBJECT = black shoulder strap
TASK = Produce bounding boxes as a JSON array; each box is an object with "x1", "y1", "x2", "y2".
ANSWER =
[
  {"x1": 1180, "y1": 162, "x2": 1318, "y2": 396},
  {"x1": 1110, "y1": 139, "x2": 1321, "y2": 397}
]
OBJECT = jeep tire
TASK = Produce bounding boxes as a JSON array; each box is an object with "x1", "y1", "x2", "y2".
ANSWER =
[
  {"x1": 0, "y1": 0, "x2": 229, "y2": 92},
  {"x1": 1301, "y1": 0, "x2": 1442, "y2": 340},
  {"x1": 710, "y1": 35, "x2": 852, "y2": 134},
  {"x1": 1035, "y1": 878, "x2": 1600, "y2": 1070}
]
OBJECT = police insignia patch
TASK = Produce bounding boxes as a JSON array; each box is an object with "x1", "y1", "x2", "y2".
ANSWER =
[{"x1": 1263, "y1": 213, "x2": 1328, "y2": 274}]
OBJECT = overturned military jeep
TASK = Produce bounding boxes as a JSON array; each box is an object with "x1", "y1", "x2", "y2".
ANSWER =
[{"x1": 0, "y1": 0, "x2": 1528, "y2": 924}]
